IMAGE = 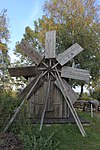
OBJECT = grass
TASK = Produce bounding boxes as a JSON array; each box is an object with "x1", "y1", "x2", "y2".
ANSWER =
[{"x1": 16, "y1": 111, "x2": 100, "y2": 150}]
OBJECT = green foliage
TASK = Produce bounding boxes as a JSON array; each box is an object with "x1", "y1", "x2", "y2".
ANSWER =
[
  {"x1": 0, "y1": 9, "x2": 11, "y2": 91},
  {"x1": 19, "y1": 126, "x2": 59, "y2": 150},
  {"x1": 81, "y1": 92, "x2": 91, "y2": 100},
  {"x1": 91, "y1": 87, "x2": 100, "y2": 100},
  {"x1": 0, "y1": 9, "x2": 10, "y2": 49},
  {"x1": 89, "y1": 76, "x2": 100, "y2": 100},
  {"x1": 0, "y1": 93, "x2": 60, "y2": 149},
  {"x1": 0, "y1": 91, "x2": 19, "y2": 131},
  {"x1": 43, "y1": 0, "x2": 100, "y2": 84}
]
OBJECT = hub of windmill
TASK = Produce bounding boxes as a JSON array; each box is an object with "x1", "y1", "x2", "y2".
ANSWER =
[{"x1": 46, "y1": 66, "x2": 53, "y2": 72}]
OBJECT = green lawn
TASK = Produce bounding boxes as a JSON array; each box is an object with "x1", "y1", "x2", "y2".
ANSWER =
[{"x1": 16, "y1": 111, "x2": 100, "y2": 150}]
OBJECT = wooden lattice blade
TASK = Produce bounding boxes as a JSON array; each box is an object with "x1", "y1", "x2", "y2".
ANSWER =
[
  {"x1": 45, "y1": 30, "x2": 56, "y2": 59},
  {"x1": 56, "y1": 43, "x2": 84, "y2": 66},
  {"x1": 19, "y1": 40, "x2": 43, "y2": 65},
  {"x1": 8, "y1": 66, "x2": 39, "y2": 77},
  {"x1": 61, "y1": 66, "x2": 90, "y2": 82},
  {"x1": 54, "y1": 79, "x2": 78, "y2": 104}
]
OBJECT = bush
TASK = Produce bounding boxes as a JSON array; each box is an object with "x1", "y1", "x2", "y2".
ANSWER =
[
  {"x1": 0, "y1": 92, "x2": 60, "y2": 150},
  {"x1": 0, "y1": 91, "x2": 20, "y2": 131},
  {"x1": 19, "y1": 125, "x2": 60, "y2": 150}
]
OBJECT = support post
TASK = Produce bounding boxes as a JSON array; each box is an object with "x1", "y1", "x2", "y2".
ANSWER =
[
  {"x1": 40, "y1": 73, "x2": 51, "y2": 131},
  {"x1": 91, "y1": 103, "x2": 93, "y2": 118}
]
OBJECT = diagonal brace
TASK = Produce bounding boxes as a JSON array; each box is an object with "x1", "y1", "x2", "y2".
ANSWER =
[{"x1": 40, "y1": 73, "x2": 51, "y2": 130}]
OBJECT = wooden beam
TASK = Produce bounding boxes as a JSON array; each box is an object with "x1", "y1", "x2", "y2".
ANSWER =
[
  {"x1": 55, "y1": 79, "x2": 78, "y2": 104},
  {"x1": 61, "y1": 66, "x2": 90, "y2": 82},
  {"x1": 19, "y1": 39, "x2": 43, "y2": 65},
  {"x1": 54, "y1": 67, "x2": 86, "y2": 137},
  {"x1": 8, "y1": 66, "x2": 39, "y2": 77},
  {"x1": 40, "y1": 73, "x2": 51, "y2": 130},
  {"x1": 45, "y1": 30, "x2": 56, "y2": 58},
  {"x1": 56, "y1": 43, "x2": 84, "y2": 66}
]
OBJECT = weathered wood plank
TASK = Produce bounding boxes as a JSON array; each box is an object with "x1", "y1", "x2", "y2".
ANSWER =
[
  {"x1": 56, "y1": 43, "x2": 84, "y2": 66},
  {"x1": 27, "y1": 94, "x2": 35, "y2": 119},
  {"x1": 34, "y1": 82, "x2": 45, "y2": 119},
  {"x1": 61, "y1": 66, "x2": 90, "y2": 82},
  {"x1": 63, "y1": 79, "x2": 78, "y2": 104},
  {"x1": 27, "y1": 73, "x2": 43, "y2": 100},
  {"x1": 54, "y1": 79, "x2": 78, "y2": 104},
  {"x1": 32, "y1": 117, "x2": 90, "y2": 124},
  {"x1": 19, "y1": 39, "x2": 43, "y2": 65},
  {"x1": 46, "y1": 82, "x2": 53, "y2": 112},
  {"x1": 40, "y1": 73, "x2": 51, "y2": 130},
  {"x1": 19, "y1": 76, "x2": 38, "y2": 100},
  {"x1": 45, "y1": 30, "x2": 56, "y2": 58},
  {"x1": 8, "y1": 66, "x2": 39, "y2": 77},
  {"x1": 27, "y1": 79, "x2": 44, "y2": 100}
]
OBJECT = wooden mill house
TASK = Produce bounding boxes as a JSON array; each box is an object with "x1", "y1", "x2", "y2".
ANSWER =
[{"x1": 5, "y1": 30, "x2": 90, "y2": 137}]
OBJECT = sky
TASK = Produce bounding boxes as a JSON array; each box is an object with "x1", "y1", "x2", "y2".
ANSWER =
[
  {"x1": 0, "y1": 0, "x2": 45, "y2": 60},
  {"x1": 0, "y1": 0, "x2": 100, "y2": 61}
]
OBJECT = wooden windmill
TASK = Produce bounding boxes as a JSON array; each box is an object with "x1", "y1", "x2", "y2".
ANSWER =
[{"x1": 5, "y1": 30, "x2": 90, "y2": 137}]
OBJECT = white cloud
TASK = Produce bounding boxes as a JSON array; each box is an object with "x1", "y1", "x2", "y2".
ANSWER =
[
  {"x1": 29, "y1": 7, "x2": 39, "y2": 21},
  {"x1": 29, "y1": 1, "x2": 43, "y2": 21}
]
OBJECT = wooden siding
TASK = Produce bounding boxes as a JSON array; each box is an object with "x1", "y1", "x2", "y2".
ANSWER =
[
  {"x1": 54, "y1": 79, "x2": 78, "y2": 104},
  {"x1": 28, "y1": 81, "x2": 69, "y2": 119}
]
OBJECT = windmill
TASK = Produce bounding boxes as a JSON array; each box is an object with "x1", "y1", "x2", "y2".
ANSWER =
[{"x1": 4, "y1": 30, "x2": 89, "y2": 137}]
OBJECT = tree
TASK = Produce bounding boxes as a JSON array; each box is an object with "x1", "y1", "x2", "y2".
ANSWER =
[
  {"x1": 89, "y1": 76, "x2": 100, "y2": 100},
  {"x1": 14, "y1": 0, "x2": 100, "y2": 98},
  {"x1": 36, "y1": 0, "x2": 100, "y2": 98},
  {"x1": 0, "y1": 9, "x2": 10, "y2": 91},
  {"x1": 0, "y1": 9, "x2": 9, "y2": 50}
]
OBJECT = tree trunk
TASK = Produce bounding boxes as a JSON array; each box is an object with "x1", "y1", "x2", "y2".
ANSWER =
[{"x1": 79, "y1": 83, "x2": 84, "y2": 99}]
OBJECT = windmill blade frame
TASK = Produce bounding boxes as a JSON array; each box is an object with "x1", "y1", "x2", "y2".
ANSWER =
[
  {"x1": 19, "y1": 39, "x2": 43, "y2": 65},
  {"x1": 56, "y1": 43, "x2": 84, "y2": 66},
  {"x1": 8, "y1": 65, "x2": 40, "y2": 77},
  {"x1": 45, "y1": 30, "x2": 56, "y2": 59},
  {"x1": 61, "y1": 66, "x2": 90, "y2": 82}
]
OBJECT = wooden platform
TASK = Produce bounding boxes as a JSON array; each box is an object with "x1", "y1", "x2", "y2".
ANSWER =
[{"x1": 32, "y1": 117, "x2": 90, "y2": 124}]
